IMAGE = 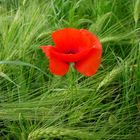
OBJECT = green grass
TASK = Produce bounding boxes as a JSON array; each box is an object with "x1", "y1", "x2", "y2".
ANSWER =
[{"x1": 0, "y1": 0, "x2": 140, "y2": 139}]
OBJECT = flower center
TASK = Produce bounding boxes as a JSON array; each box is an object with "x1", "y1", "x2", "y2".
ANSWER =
[{"x1": 64, "y1": 48, "x2": 78, "y2": 54}]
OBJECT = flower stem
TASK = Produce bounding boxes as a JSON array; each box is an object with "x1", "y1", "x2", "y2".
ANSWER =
[{"x1": 69, "y1": 63, "x2": 77, "y2": 90}]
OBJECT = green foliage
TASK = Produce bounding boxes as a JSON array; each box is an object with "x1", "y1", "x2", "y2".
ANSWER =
[{"x1": 0, "y1": 0, "x2": 140, "y2": 140}]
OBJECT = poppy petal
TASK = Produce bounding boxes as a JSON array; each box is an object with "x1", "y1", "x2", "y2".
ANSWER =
[
  {"x1": 75, "y1": 48, "x2": 102, "y2": 76},
  {"x1": 52, "y1": 28, "x2": 91, "y2": 53},
  {"x1": 80, "y1": 29, "x2": 102, "y2": 50},
  {"x1": 49, "y1": 57, "x2": 69, "y2": 76},
  {"x1": 40, "y1": 46, "x2": 54, "y2": 58},
  {"x1": 50, "y1": 48, "x2": 92, "y2": 62}
]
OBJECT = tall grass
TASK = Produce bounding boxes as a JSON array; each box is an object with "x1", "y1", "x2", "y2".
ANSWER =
[{"x1": 0, "y1": 0, "x2": 140, "y2": 139}]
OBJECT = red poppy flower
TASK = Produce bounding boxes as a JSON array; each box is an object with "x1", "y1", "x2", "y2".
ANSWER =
[{"x1": 41, "y1": 28, "x2": 102, "y2": 76}]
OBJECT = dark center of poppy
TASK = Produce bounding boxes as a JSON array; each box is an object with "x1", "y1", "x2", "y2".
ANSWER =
[{"x1": 64, "y1": 48, "x2": 78, "y2": 54}]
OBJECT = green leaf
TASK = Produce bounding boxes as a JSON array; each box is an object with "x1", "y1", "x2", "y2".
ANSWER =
[
  {"x1": 134, "y1": 0, "x2": 140, "y2": 25},
  {"x1": 134, "y1": 0, "x2": 140, "y2": 24},
  {"x1": 0, "y1": 71, "x2": 19, "y2": 86},
  {"x1": 0, "y1": 60, "x2": 49, "y2": 77},
  {"x1": 109, "y1": 114, "x2": 117, "y2": 126}
]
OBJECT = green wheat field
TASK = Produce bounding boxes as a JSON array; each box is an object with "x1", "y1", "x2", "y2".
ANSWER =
[{"x1": 0, "y1": 0, "x2": 140, "y2": 139}]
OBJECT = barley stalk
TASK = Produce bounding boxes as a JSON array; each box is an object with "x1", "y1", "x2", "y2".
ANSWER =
[{"x1": 28, "y1": 127, "x2": 92, "y2": 140}]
